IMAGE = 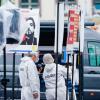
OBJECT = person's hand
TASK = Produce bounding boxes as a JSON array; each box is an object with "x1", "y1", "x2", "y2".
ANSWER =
[{"x1": 33, "y1": 92, "x2": 38, "y2": 99}]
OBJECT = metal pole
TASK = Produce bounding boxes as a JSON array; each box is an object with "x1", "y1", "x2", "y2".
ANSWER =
[
  {"x1": 3, "y1": 47, "x2": 7, "y2": 100},
  {"x1": 78, "y1": 52, "x2": 83, "y2": 100},
  {"x1": 55, "y1": 53, "x2": 58, "y2": 100},
  {"x1": 71, "y1": 53, "x2": 74, "y2": 100},
  {"x1": 12, "y1": 53, "x2": 16, "y2": 100},
  {"x1": 66, "y1": 1, "x2": 70, "y2": 99},
  {"x1": 77, "y1": 0, "x2": 84, "y2": 98},
  {"x1": 78, "y1": 34, "x2": 84, "y2": 100},
  {"x1": 55, "y1": 1, "x2": 60, "y2": 100},
  {"x1": 66, "y1": 54, "x2": 69, "y2": 100}
]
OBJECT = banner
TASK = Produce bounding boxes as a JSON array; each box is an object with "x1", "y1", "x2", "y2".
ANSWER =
[
  {"x1": 7, "y1": 8, "x2": 40, "y2": 53},
  {"x1": 67, "y1": 6, "x2": 81, "y2": 51},
  {"x1": 54, "y1": 2, "x2": 64, "y2": 54}
]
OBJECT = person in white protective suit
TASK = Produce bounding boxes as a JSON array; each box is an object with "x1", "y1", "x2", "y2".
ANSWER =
[
  {"x1": 19, "y1": 52, "x2": 40, "y2": 100},
  {"x1": 42, "y1": 53, "x2": 72, "y2": 100}
]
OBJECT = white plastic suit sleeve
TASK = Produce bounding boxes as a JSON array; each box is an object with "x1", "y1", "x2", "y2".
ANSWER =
[
  {"x1": 27, "y1": 62, "x2": 40, "y2": 92},
  {"x1": 59, "y1": 64, "x2": 72, "y2": 79}
]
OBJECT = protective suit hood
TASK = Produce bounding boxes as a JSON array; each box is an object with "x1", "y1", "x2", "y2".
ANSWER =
[
  {"x1": 45, "y1": 63, "x2": 55, "y2": 72},
  {"x1": 21, "y1": 56, "x2": 31, "y2": 62}
]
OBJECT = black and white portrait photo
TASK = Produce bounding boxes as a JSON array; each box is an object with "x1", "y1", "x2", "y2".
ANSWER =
[
  {"x1": 21, "y1": 17, "x2": 37, "y2": 45},
  {"x1": 6, "y1": 9, "x2": 40, "y2": 52}
]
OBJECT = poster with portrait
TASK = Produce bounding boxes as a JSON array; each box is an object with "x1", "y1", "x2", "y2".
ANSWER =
[{"x1": 7, "y1": 8, "x2": 40, "y2": 53}]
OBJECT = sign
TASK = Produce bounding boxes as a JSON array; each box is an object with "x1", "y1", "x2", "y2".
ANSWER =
[
  {"x1": 7, "y1": 8, "x2": 40, "y2": 53},
  {"x1": 67, "y1": 6, "x2": 81, "y2": 51}
]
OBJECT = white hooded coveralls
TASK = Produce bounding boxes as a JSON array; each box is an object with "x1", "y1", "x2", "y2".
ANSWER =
[
  {"x1": 19, "y1": 56, "x2": 40, "y2": 100},
  {"x1": 43, "y1": 63, "x2": 71, "y2": 100}
]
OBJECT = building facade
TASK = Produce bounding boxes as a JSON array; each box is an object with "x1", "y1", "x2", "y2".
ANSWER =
[{"x1": 0, "y1": 0, "x2": 100, "y2": 21}]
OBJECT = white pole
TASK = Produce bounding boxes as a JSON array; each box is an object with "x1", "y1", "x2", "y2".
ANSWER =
[
  {"x1": 73, "y1": 54, "x2": 77, "y2": 100},
  {"x1": 54, "y1": 1, "x2": 64, "y2": 54},
  {"x1": 85, "y1": 0, "x2": 93, "y2": 16},
  {"x1": 78, "y1": 0, "x2": 85, "y2": 52}
]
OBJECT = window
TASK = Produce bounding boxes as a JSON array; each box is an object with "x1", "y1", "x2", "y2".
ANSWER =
[
  {"x1": 39, "y1": 22, "x2": 67, "y2": 46},
  {"x1": 20, "y1": 0, "x2": 39, "y2": 8},
  {"x1": 88, "y1": 44, "x2": 96, "y2": 66},
  {"x1": 88, "y1": 42, "x2": 100, "y2": 66},
  {"x1": 22, "y1": 0, "x2": 28, "y2": 3},
  {"x1": 66, "y1": 0, "x2": 76, "y2": 5},
  {"x1": 93, "y1": 0, "x2": 100, "y2": 10},
  {"x1": 95, "y1": 3, "x2": 100, "y2": 9},
  {"x1": 68, "y1": 0, "x2": 75, "y2": 1},
  {"x1": 96, "y1": 45, "x2": 100, "y2": 66},
  {"x1": 32, "y1": 0, "x2": 37, "y2": 2},
  {"x1": 39, "y1": 27, "x2": 54, "y2": 46}
]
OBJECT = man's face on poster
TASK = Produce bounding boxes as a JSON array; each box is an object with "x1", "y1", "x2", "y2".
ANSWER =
[{"x1": 27, "y1": 19, "x2": 35, "y2": 33}]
